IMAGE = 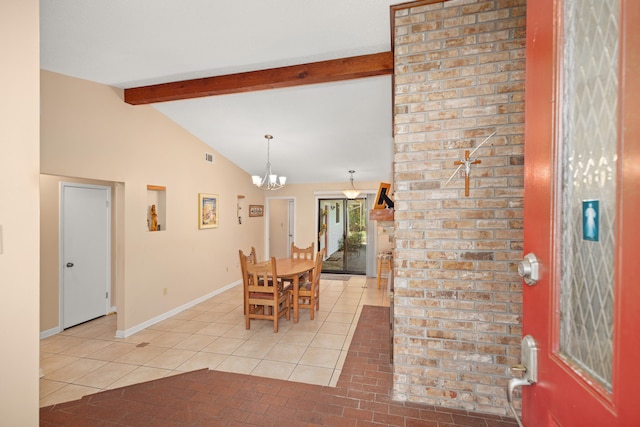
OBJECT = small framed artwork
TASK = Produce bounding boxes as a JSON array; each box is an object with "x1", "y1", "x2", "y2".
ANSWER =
[
  {"x1": 374, "y1": 182, "x2": 394, "y2": 209},
  {"x1": 249, "y1": 205, "x2": 264, "y2": 217},
  {"x1": 198, "y1": 193, "x2": 218, "y2": 229}
]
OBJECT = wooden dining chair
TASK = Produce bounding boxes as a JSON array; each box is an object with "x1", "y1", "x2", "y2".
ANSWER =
[
  {"x1": 297, "y1": 248, "x2": 324, "y2": 320},
  {"x1": 239, "y1": 248, "x2": 257, "y2": 314},
  {"x1": 285, "y1": 242, "x2": 314, "y2": 284},
  {"x1": 291, "y1": 242, "x2": 314, "y2": 261},
  {"x1": 244, "y1": 257, "x2": 290, "y2": 332}
]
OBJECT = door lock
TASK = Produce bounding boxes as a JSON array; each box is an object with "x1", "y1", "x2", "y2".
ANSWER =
[
  {"x1": 507, "y1": 335, "x2": 539, "y2": 427},
  {"x1": 518, "y1": 253, "x2": 540, "y2": 286}
]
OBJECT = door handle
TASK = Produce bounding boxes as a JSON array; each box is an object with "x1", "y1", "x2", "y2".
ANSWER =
[
  {"x1": 66, "y1": 262, "x2": 74, "y2": 268},
  {"x1": 518, "y1": 253, "x2": 540, "y2": 286},
  {"x1": 508, "y1": 378, "x2": 531, "y2": 427},
  {"x1": 507, "y1": 335, "x2": 538, "y2": 427}
]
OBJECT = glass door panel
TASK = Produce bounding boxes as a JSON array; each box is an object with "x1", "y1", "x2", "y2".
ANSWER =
[{"x1": 318, "y1": 198, "x2": 367, "y2": 274}]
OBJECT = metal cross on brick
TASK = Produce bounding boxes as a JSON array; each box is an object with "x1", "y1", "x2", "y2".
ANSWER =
[{"x1": 445, "y1": 131, "x2": 496, "y2": 197}]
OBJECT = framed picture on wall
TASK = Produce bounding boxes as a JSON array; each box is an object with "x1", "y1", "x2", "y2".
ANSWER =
[
  {"x1": 198, "y1": 193, "x2": 218, "y2": 229},
  {"x1": 249, "y1": 205, "x2": 264, "y2": 217}
]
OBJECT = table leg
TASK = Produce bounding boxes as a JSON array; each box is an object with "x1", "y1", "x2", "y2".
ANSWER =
[{"x1": 293, "y1": 275, "x2": 299, "y2": 323}]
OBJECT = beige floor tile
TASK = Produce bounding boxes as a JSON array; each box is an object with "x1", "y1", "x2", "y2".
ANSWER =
[
  {"x1": 309, "y1": 333, "x2": 346, "y2": 350},
  {"x1": 192, "y1": 310, "x2": 227, "y2": 323},
  {"x1": 299, "y1": 347, "x2": 341, "y2": 369},
  {"x1": 173, "y1": 333, "x2": 217, "y2": 351},
  {"x1": 149, "y1": 331, "x2": 191, "y2": 348},
  {"x1": 147, "y1": 318, "x2": 188, "y2": 331},
  {"x1": 216, "y1": 355, "x2": 260, "y2": 375},
  {"x1": 74, "y1": 361, "x2": 137, "y2": 389},
  {"x1": 202, "y1": 336, "x2": 246, "y2": 354},
  {"x1": 59, "y1": 339, "x2": 113, "y2": 357},
  {"x1": 329, "y1": 369, "x2": 342, "y2": 387},
  {"x1": 279, "y1": 331, "x2": 316, "y2": 347},
  {"x1": 195, "y1": 321, "x2": 236, "y2": 336},
  {"x1": 39, "y1": 383, "x2": 101, "y2": 408},
  {"x1": 263, "y1": 343, "x2": 307, "y2": 364},
  {"x1": 39, "y1": 378, "x2": 67, "y2": 398},
  {"x1": 85, "y1": 341, "x2": 138, "y2": 361},
  {"x1": 108, "y1": 366, "x2": 172, "y2": 389},
  {"x1": 114, "y1": 344, "x2": 166, "y2": 365},
  {"x1": 222, "y1": 324, "x2": 262, "y2": 339},
  {"x1": 216, "y1": 313, "x2": 244, "y2": 325},
  {"x1": 119, "y1": 328, "x2": 164, "y2": 344},
  {"x1": 170, "y1": 320, "x2": 211, "y2": 334},
  {"x1": 171, "y1": 308, "x2": 206, "y2": 320},
  {"x1": 233, "y1": 339, "x2": 275, "y2": 359},
  {"x1": 144, "y1": 348, "x2": 197, "y2": 370},
  {"x1": 290, "y1": 318, "x2": 322, "y2": 333},
  {"x1": 40, "y1": 354, "x2": 80, "y2": 376},
  {"x1": 175, "y1": 352, "x2": 227, "y2": 372},
  {"x1": 45, "y1": 358, "x2": 108, "y2": 383},
  {"x1": 251, "y1": 359, "x2": 296, "y2": 380},
  {"x1": 326, "y1": 312, "x2": 356, "y2": 324},
  {"x1": 288, "y1": 364, "x2": 334, "y2": 386},
  {"x1": 330, "y1": 305, "x2": 358, "y2": 315},
  {"x1": 40, "y1": 335, "x2": 88, "y2": 354},
  {"x1": 318, "y1": 321, "x2": 351, "y2": 335}
]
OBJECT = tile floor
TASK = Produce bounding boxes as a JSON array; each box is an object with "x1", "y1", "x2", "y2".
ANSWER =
[
  {"x1": 40, "y1": 305, "x2": 518, "y2": 426},
  {"x1": 40, "y1": 275, "x2": 390, "y2": 408}
]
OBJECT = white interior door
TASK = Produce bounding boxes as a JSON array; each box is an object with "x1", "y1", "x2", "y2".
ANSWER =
[
  {"x1": 61, "y1": 183, "x2": 110, "y2": 329},
  {"x1": 267, "y1": 198, "x2": 293, "y2": 259}
]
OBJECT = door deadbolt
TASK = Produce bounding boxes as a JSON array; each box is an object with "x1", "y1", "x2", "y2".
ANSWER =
[{"x1": 518, "y1": 253, "x2": 540, "y2": 286}]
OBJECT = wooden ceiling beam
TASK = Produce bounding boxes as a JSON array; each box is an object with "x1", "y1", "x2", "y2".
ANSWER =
[{"x1": 124, "y1": 51, "x2": 393, "y2": 105}]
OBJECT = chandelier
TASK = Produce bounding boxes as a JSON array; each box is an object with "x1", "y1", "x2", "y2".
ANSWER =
[
  {"x1": 343, "y1": 170, "x2": 360, "y2": 199},
  {"x1": 252, "y1": 134, "x2": 286, "y2": 190}
]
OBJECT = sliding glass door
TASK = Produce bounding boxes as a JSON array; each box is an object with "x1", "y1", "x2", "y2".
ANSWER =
[{"x1": 318, "y1": 198, "x2": 367, "y2": 274}]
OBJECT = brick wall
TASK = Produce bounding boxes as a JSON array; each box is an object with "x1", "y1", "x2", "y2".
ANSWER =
[{"x1": 392, "y1": 0, "x2": 526, "y2": 415}]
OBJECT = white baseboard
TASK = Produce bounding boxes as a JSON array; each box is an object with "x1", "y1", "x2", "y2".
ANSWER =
[
  {"x1": 40, "y1": 280, "x2": 241, "y2": 340},
  {"x1": 115, "y1": 280, "x2": 241, "y2": 338},
  {"x1": 40, "y1": 326, "x2": 61, "y2": 340}
]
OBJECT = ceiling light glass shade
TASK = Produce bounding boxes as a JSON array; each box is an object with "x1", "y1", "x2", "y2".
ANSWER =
[
  {"x1": 343, "y1": 170, "x2": 360, "y2": 199},
  {"x1": 252, "y1": 134, "x2": 286, "y2": 190}
]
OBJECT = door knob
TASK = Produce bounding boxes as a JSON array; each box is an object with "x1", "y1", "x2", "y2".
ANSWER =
[{"x1": 518, "y1": 253, "x2": 540, "y2": 286}]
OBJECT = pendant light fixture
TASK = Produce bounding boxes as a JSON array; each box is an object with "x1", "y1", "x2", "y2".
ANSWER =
[
  {"x1": 343, "y1": 170, "x2": 360, "y2": 199},
  {"x1": 252, "y1": 134, "x2": 286, "y2": 190}
]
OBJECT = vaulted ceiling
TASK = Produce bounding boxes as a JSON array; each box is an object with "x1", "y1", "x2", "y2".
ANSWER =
[{"x1": 40, "y1": 1, "x2": 403, "y2": 184}]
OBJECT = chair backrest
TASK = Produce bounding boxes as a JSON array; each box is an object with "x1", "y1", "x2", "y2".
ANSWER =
[
  {"x1": 312, "y1": 248, "x2": 325, "y2": 284},
  {"x1": 291, "y1": 242, "x2": 314, "y2": 260},
  {"x1": 239, "y1": 248, "x2": 257, "y2": 286},
  {"x1": 245, "y1": 257, "x2": 278, "y2": 295}
]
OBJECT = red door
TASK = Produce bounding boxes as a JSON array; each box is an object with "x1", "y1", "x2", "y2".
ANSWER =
[{"x1": 522, "y1": 0, "x2": 640, "y2": 426}]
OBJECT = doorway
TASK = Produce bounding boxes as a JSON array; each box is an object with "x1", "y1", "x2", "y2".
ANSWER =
[
  {"x1": 61, "y1": 183, "x2": 111, "y2": 329},
  {"x1": 318, "y1": 198, "x2": 367, "y2": 275},
  {"x1": 267, "y1": 198, "x2": 294, "y2": 259}
]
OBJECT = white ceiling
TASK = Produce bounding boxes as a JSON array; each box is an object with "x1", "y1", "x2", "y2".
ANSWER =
[{"x1": 40, "y1": 1, "x2": 402, "y2": 184}]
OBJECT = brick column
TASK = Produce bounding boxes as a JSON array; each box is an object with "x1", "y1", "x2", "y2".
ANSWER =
[{"x1": 392, "y1": 0, "x2": 526, "y2": 415}]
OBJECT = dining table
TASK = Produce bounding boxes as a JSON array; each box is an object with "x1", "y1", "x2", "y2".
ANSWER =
[{"x1": 257, "y1": 257, "x2": 315, "y2": 323}]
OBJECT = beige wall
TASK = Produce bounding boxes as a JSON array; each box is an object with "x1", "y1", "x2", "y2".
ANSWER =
[
  {"x1": 40, "y1": 70, "x2": 268, "y2": 333},
  {"x1": 0, "y1": 0, "x2": 40, "y2": 424}
]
